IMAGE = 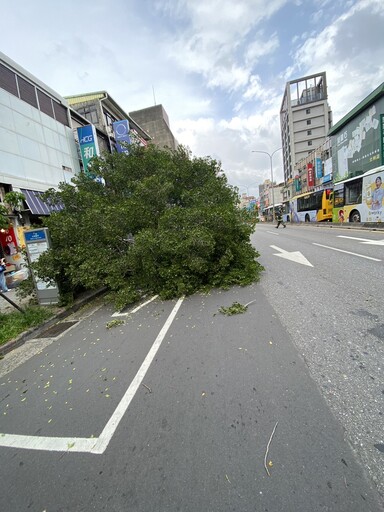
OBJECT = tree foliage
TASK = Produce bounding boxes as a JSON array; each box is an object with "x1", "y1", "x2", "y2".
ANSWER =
[{"x1": 36, "y1": 145, "x2": 263, "y2": 307}]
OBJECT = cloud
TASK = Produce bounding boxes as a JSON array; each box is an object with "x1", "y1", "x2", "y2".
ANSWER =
[
  {"x1": 291, "y1": 0, "x2": 384, "y2": 122},
  {"x1": 0, "y1": 0, "x2": 383, "y2": 198}
]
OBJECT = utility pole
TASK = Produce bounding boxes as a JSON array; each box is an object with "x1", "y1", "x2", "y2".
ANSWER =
[{"x1": 252, "y1": 148, "x2": 282, "y2": 222}]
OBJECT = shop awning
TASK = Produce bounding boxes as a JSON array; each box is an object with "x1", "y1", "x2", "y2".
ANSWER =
[{"x1": 20, "y1": 189, "x2": 63, "y2": 215}]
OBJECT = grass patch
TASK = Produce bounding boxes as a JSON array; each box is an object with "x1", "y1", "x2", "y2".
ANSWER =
[{"x1": 0, "y1": 306, "x2": 55, "y2": 346}]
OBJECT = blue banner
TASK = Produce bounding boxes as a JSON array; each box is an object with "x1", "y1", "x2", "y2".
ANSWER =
[
  {"x1": 315, "y1": 158, "x2": 323, "y2": 179},
  {"x1": 113, "y1": 120, "x2": 131, "y2": 154}
]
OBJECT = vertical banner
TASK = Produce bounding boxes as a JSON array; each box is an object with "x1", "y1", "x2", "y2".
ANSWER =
[
  {"x1": 77, "y1": 125, "x2": 100, "y2": 174},
  {"x1": 315, "y1": 157, "x2": 323, "y2": 179},
  {"x1": 307, "y1": 163, "x2": 315, "y2": 187},
  {"x1": 294, "y1": 175, "x2": 301, "y2": 192},
  {"x1": 113, "y1": 120, "x2": 131, "y2": 154}
]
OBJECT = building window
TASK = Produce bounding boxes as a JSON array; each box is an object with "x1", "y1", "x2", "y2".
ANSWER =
[
  {"x1": 308, "y1": 140, "x2": 313, "y2": 146},
  {"x1": 104, "y1": 111, "x2": 116, "y2": 127},
  {"x1": 306, "y1": 119, "x2": 311, "y2": 125},
  {"x1": 37, "y1": 89, "x2": 54, "y2": 118},
  {"x1": 307, "y1": 130, "x2": 312, "y2": 135},
  {"x1": 53, "y1": 100, "x2": 70, "y2": 127},
  {"x1": 18, "y1": 77, "x2": 38, "y2": 108},
  {"x1": 0, "y1": 62, "x2": 70, "y2": 127},
  {"x1": 77, "y1": 105, "x2": 98, "y2": 124},
  {"x1": 306, "y1": 108, "x2": 311, "y2": 114},
  {"x1": 0, "y1": 63, "x2": 18, "y2": 96}
]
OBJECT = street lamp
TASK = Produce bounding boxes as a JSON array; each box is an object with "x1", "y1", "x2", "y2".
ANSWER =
[{"x1": 252, "y1": 148, "x2": 282, "y2": 222}]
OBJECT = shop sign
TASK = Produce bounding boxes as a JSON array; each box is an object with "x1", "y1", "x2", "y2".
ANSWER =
[{"x1": 307, "y1": 163, "x2": 315, "y2": 187}]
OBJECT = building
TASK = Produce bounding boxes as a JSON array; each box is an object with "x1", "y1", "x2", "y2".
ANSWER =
[
  {"x1": 258, "y1": 179, "x2": 284, "y2": 220},
  {"x1": 280, "y1": 72, "x2": 332, "y2": 185},
  {"x1": 66, "y1": 91, "x2": 152, "y2": 153},
  {"x1": 328, "y1": 81, "x2": 384, "y2": 183},
  {"x1": 129, "y1": 104, "x2": 178, "y2": 150},
  {"x1": 0, "y1": 51, "x2": 81, "y2": 265}
]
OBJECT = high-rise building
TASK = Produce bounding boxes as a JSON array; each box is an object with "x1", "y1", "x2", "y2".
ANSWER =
[{"x1": 280, "y1": 72, "x2": 332, "y2": 183}]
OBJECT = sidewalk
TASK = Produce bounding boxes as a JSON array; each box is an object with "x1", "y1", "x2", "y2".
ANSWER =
[
  {"x1": 0, "y1": 288, "x2": 32, "y2": 315},
  {"x1": 0, "y1": 287, "x2": 107, "y2": 356}
]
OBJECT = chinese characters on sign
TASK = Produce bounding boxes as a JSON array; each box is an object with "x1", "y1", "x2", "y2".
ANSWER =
[
  {"x1": 307, "y1": 163, "x2": 315, "y2": 188},
  {"x1": 77, "y1": 125, "x2": 100, "y2": 174}
]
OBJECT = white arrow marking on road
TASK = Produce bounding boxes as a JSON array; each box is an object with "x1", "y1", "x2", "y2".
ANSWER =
[
  {"x1": 337, "y1": 235, "x2": 384, "y2": 245},
  {"x1": 270, "y1": 245, "x2": 313, "y2": 267}
]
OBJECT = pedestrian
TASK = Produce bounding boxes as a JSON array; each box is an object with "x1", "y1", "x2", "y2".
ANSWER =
[
  {"x1": 275, "y1": 211, "x2": 286, "y2": 229},
  {"x1": 0, "y1": 257, "x2": 9, "y2": 292}
]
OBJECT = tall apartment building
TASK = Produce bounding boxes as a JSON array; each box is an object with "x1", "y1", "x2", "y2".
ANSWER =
[
  {"x1": 129, "y1": 104, "x2": 178, "y2": 150},
  {"x1": 280, "y1": 72, "x2": 332, "y2": 184}
]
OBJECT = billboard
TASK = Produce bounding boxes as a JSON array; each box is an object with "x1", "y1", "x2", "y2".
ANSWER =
[{"x1": 332, "y1": 97, "x2": 384, "y2": 182}]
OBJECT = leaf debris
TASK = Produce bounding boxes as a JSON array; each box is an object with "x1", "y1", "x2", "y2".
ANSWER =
[
  {"x1": 219, "y1": 302, "x2": 248, "y2": 315},
  {"x1": 106, "y1": 319, "x2": 125, "y2": 329}
]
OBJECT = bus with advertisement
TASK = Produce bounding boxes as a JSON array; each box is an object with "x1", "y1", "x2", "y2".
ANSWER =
[
  {"x1": 290, "y1": 188, "x2": 333, "y2": 222},
  {"x1": 332, "y1": 165, "x2": 384, "y2": 223}
]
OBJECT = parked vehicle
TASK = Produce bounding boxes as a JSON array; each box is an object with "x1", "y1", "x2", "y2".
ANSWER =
[{"x1": 332, "y1": 165, "x2": 384, "y2": 223}]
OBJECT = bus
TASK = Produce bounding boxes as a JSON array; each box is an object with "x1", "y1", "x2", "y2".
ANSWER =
[
  {"x1": 290, "y1": 188, "x2": 333, "y2": 223},
  {"x1": 332, "y1": 165, "x2": 384, "y2": 223}
]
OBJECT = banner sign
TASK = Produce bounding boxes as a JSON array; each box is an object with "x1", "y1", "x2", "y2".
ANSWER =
[
  {"x1": 77, "y1": 125, "x2": 100, "y2": 173},
  {"x1": 315, "y1": 158, "x2": 323, "y2": 179},
  {"x1": 307, "y1": 163, "x2": 315, "y2": 187},
  {"x1": 294, "y1": 175, "x2": 301, "y2": 192},
  {"x1": 113, "y1": 120, "x2": 131, "y2": 154}
]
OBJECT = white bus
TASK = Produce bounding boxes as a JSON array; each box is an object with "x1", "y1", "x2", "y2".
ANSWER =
[{"x1": 332, "y1": 165, "x2": 384, "y2": 223}]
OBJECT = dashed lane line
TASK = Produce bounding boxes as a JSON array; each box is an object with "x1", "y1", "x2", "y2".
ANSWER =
[{"x1": 313, "y1": 243, "x2": 381, "y2": 261}]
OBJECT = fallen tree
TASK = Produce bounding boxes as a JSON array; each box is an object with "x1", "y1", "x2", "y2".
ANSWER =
[{"x1": 35, "y1": 145, "x2": 263, "y2": 308}]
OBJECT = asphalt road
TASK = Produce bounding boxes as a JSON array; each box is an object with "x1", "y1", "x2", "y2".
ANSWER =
[{"x1": 0, "y1": 224, "x2": 383, "y2": 511}]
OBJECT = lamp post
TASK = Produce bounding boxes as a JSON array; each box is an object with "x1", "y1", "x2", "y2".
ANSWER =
[{"x1": 252, "y1": 148, "x2": 282, "y2": 222}]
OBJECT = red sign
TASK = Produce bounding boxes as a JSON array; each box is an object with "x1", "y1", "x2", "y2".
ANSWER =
[
  {"x1": 0, "y1": 227, "x2": 18, "y2": 256},
  {"x1": 307, "y1": 163, "x2": 315, "y2": 188}
]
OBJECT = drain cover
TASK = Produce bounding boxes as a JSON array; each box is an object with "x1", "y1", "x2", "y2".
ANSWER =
[{"x1": 36, "y1": 321, "x2": 78, "y2": 338}]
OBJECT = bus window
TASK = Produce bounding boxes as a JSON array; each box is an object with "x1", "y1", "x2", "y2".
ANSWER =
[
  {"x1": 345, "y1": 179, "x2": 362, "y2": 205},
  {"x1": 333, "y1": 187, "x2": 344, "y2": 207}
]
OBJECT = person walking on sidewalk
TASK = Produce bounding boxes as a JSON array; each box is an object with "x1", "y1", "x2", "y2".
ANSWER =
[
  {"x1": 275, "y1": 211, "x2": 286, "y2": 229},
  {"x1": 0, "y1": 257, "x2": 9, "y2": 292}
]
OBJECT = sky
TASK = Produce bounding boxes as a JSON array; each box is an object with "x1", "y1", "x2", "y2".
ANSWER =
[{"x1": 1, "y1": 0, "x2": 383, "y2": 197}]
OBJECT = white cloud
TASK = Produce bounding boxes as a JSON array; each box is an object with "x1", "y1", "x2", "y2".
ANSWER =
[
  {"x1": 0, "y1": 0, "x2": 383, "y2": 198},
  {"x1": 292, "y1": 0, "x2": 384, "y2": 122}
]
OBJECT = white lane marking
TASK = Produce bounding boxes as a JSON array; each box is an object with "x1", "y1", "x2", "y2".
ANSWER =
[
  {"x1": 91, "y1": 296, "x2": 184, "y2": 454},
  {"x1": 0, "y1": 434, "x2": 97, "y2": 453},
  {"x1": 270, "y1": 245, "x2": 313, "y2": 267},
  {"x1": 0, "y1": 297, "x2": 184, "y2": 454},
  {"x1": 267, "y1": 231, "x2": 279, "y2": 235},
  {"x1": 337, "y1": 235, "x2": 384, "y2": 246},
  {"x1": 313, "y1": 243, "x2": 381, "y2": 261},
  {"x1": 112, "y1": 295, "x2": 159, "y2": 317}
]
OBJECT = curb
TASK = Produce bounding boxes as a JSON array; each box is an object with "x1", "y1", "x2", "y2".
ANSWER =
[
  {"x1": 0, "y1": 288, "x2": 107, "y2": 357},
  {"x1": 262, "y1": 221, "x2": 384, "y2": 231}
]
